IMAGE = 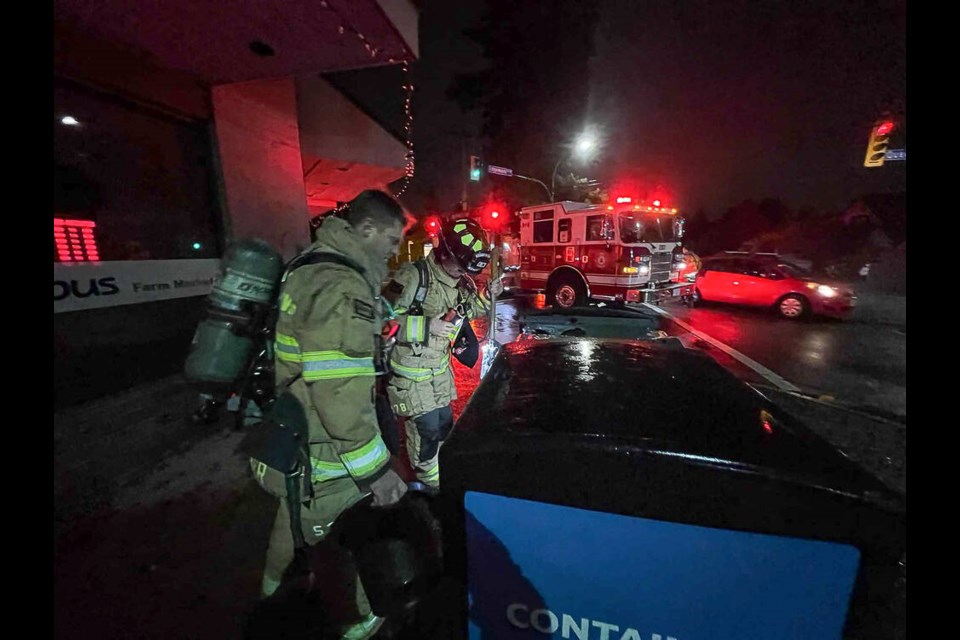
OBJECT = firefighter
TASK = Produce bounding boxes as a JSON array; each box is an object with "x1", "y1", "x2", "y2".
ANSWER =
[
  {"x1": 384, "y1": 218, "x2": 503, "y2": 492},
  {"x1": 260, "y1": 189, "x2": 408, "y2": 640}
]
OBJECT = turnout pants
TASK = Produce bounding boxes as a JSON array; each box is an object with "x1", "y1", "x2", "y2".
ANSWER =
[
  {"x1": 261, "y1": 477, "x2": 374, "y2": 631},
  {"x1": 404, "y1": 405, "x2": 455, "y2": 488}
]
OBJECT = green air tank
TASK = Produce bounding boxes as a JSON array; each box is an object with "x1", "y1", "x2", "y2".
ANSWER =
[{"x1": 184, "y1": 238, "x2": 284, "y2": 385}]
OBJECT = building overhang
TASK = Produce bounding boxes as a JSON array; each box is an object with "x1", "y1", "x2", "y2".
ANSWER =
[{"x1": 54, "y1": 0, "x2": 418, "y2": 85}]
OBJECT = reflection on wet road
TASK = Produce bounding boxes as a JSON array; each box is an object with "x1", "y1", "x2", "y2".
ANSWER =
[
  {"x1": 661, "y1": 301, "x2": 906, "y2": 419},
  {"x1": 461, "y1": 296, "x2": 905, "y2": 421}
]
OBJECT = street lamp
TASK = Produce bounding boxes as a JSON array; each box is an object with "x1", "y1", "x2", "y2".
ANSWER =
[
  {"x1": 574, "y1": 133, "x2": 597, "y2": 158},
  {"x1": 551, "y1": 130, "x2": 599, "y2": 201}
]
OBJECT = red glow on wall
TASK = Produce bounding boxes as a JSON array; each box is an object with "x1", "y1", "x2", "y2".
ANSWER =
[{"x1": 54, "y1": 218, "x2": 100, "y2": 262}]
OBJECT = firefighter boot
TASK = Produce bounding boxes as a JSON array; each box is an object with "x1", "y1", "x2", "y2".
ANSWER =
[{"x1": 339, "y1": 613, "x2": 385, "y2": 640}]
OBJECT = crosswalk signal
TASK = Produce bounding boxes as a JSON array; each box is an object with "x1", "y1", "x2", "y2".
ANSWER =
[
  {"x1": 469, "y1": 155, "x2": 482, "y2": 182},
  {"x1": 864, "y1": 119, "x2": 895, "y2": 168}
]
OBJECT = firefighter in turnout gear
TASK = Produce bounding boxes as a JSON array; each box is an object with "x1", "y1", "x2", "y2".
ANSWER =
[
  {"x1": 260, "y1": 190, "x2": 408, "y2": 640},
  {"x1": 384, "y1": 218, "x2": 503, "y2": 491}
]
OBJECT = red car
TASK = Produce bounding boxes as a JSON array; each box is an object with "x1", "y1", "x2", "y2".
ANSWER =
[{"x1": 693, "y1": 255, "x2": 856, "y2": 319}]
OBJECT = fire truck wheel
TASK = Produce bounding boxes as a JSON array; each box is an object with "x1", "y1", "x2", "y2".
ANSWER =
[{"x1": 547, "y1": 276, "x2": 586, "y2": 309}]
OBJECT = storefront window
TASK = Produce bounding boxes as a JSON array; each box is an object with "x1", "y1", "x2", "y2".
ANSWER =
[{"x1": 53, "y1": 79, "x2": 221, "y2": 262}]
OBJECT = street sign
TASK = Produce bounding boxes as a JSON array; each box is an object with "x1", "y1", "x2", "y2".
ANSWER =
[
  {"x1": 885, "y1": 149, "x2": 906, "y2": 161},
  {"x1": 487, "y1": 164, "x2": 513, "y2": 177}
]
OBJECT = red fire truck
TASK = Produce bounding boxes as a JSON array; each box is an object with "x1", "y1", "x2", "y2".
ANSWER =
[{"x1": 518, "y1": 197, "x2": 695, "y2": 308}]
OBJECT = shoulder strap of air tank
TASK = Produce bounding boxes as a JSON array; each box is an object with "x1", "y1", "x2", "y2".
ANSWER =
[
  {"x1": 281, "y1": 251, "x2": 366, "y2": 285},
  {"x1": 410, "y1": 258, "x2": 429, "y2": 315}
]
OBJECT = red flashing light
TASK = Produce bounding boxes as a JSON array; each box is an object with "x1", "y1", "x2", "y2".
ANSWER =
[
  {"x1": 876, "y1": 121, "x2": 894, "y2": 136},
  {"x1": 652, "y1": 199, "x2": 661, "y2": 207},
  {"x1": 616, "y1": 196, "x2": 632, "y2": 204}
]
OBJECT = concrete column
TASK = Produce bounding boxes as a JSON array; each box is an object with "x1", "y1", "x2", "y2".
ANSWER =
[{"x1": 212, "y1": 78, "x2": 310, "y2": 260}]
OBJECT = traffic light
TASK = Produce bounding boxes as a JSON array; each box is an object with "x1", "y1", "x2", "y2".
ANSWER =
[
  {"x1": 423, "y1": 215, "x2": 441, "y2": 237},
  {"x1": 864, "y1": 119, "x2": 895, "y2": 168},
  {"x1": 480, "y1": 204, "x2": 505, "y2": 232},
  {"x1": 469, "y1": 155, "x2": 483, "y2": 182}
]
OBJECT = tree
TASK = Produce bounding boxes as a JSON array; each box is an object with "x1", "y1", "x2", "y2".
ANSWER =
[
  {"x1": 758, "y1": 198, "x2": 790, "y2": 229},
  {"x1": 713, "y1": 200, "x2": 772, "y2": 250},
  {"x1": 448, "y1": 0, "x2": 601, "y2": 203}
]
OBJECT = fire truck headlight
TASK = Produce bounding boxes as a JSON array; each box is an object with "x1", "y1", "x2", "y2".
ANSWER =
[{"x1": 638, "y1": 265, "x2": 650, "y2": 276}]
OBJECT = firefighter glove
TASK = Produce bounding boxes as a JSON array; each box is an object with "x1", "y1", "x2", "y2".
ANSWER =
[
  {"x1": 369, "y1": 468, "x2": 408, "y2": 507},
  {"x1": 429, "y1": 318, "x2": 458, "y2": 339}
]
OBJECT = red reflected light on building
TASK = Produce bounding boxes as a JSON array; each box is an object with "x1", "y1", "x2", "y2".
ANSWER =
[{"x1": 54, "y1": 218, "x2": 100, "y2": 262}]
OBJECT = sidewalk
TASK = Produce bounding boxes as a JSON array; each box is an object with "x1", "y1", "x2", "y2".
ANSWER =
[{"x1": 55, "y1": 377, "x2": 272, "y2": 639}]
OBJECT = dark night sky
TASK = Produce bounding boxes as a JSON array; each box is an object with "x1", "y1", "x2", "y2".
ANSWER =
[{"x1": 405, "y1": 0, "x2": 905, "y2": 216}]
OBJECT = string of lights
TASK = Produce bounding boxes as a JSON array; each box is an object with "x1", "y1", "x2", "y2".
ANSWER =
[
  {"x1": 316, "y1": 1, "x2": 414, "y2": 199},
  {"x1": 393, "y1": 60, "x2": 415, "y2": 198}
]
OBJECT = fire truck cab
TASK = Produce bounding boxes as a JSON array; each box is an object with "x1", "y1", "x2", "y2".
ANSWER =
[{"x1": 518, "y1": 198, "x2": 695, "y2": 307}]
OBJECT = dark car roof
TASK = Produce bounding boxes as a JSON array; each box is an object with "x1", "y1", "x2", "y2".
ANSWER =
[{"x1": 455, "y1": 338, "x2": 897, "y2": 505}]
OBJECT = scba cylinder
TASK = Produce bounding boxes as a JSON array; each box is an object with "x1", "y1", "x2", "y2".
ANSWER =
[{"x1": 185, "y1": 238, "x2": 283, "y2": 385}]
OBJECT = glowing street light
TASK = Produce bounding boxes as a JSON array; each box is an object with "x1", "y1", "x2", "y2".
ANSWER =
[{"x1": 574, "y1": 133, "x2": 597, "y2": 158}]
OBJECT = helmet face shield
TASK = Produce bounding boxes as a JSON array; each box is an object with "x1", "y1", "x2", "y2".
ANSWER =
[{"x1": 466, "y1": 249, "x2": 491, "y2": 274}]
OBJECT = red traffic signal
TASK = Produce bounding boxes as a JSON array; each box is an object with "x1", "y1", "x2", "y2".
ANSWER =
[
  {"x1": 424, "y1": 215, "x2": 441, "y2": 237},
  {"x1": 864, "y1": 119, "x2": 895, "y2": 168},
  {"x1": 481, "y1": 207, "x2": 505, "y2": 231},
  {"x1": 479, "y1": 201, "x2": 509, "y2": 231}
]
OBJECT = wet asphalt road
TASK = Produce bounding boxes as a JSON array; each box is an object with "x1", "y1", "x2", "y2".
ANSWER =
[{"x1": 662, "y1": 299, "x2": 906, "y2": 421}]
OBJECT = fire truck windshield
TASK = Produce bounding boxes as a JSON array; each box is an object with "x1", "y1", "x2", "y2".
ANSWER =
[{"x1": 618, "y1": 212, "x2": 679, "y2": 243}]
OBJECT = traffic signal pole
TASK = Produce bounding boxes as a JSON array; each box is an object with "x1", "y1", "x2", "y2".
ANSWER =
[
  {"x1": 480, "y1": 231, "x2": 501, "y2": 379},
  {"x1": 488, "y1": 231, "x2": 499, "y2": 335},
  {"x1": 461, "y1": 138, "x2": 468, "y2": 210},
  {"x1": 513, "y1": 173, "x2": 553, "y2": 202}
]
